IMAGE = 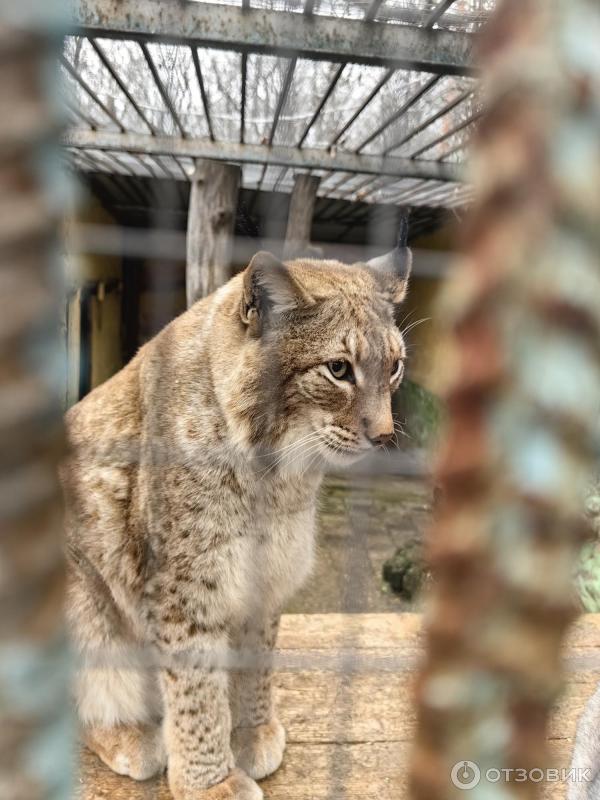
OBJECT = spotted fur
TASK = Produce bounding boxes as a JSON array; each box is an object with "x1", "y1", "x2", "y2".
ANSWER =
[{"x1": 62, "y1": 250, "x2": 410, "y2": 799}]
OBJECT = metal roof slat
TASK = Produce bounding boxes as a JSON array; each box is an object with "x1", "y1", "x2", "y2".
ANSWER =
[
  {"x1": 364, "y1": 0, "x2": 386, "y2": 22},
  {"x1": 172, "y1": 156, "x2": 189, "y2": 180},
  {"x1": 438, "y1": 139, "x2": 468, "y2": 161},
  {"x1": 297, "y1": 63, "x2": 345, "y2": 148},
  {"x1": 103, "y1": 150, "x2": 138, "y2": 177},
  {"x1": 252, "y1": 56, "x2": 298, "y2": 199},
  {"x1": 72, "y1": 147, "x2": 104, "y2": 172},
  {"x1": 355, "y1": 74, "x2": 441, "y2": 153},
  {"x1": 328, "y1": 67, "x2": 395, "y2": 148},
  {"x1": 93, "y1": 153, "x2": 150, "y2": 204},
  {"x1": 272, "y1": 167, "x2": 289, "y2": 192},
  {"x1": 61, "y1": 54, "x2": 126, "y2": 131},
  {"x1": 65, "y1": 96, "x2": 98, "y2": 130},
  {"x1": 321, "y1": 172, "x2": 356, "y2": 199},
  {"x1": 130, "y1": 153, "x2": 158, "y2": 178},
  {"x1": 352, "y1": 173, "x2": 409, "y2": 204},
  {"x1": 381, "y1": 177, "x2": 429, "y2": 204},
  {"x1": 385, "y1": 180, "x2": 448, "y2": 206},
  {"x1": 191, "y1": 46, "x2": 215, "y2": 142},
  {"x1": 268, "y1": 56, "x2": 297, "y2": 146},
  {"x1": 88, "y1": 37, "x2": 158, "y2": 135},
  {"x1": 424, "y1": 0, "x2": 459, "y2": 29},
  {"x1": 408, "y1": 107, "x2": 482, "y2": 159},
  {"x1": 336, "y1": 174, "x2": 374, "y2": 201},
  {"x1": 139, "y1": 42, "x2": 186, "y2": 137},
  {"x1": 150, "y1": 154, "x2": 175, "y2": 179},
  {"x1": 383, "y1": 86, "x2": 473, "y2": 155}
]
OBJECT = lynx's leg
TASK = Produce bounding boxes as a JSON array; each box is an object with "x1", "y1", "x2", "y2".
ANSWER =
[
  {"x1": 230, "y1": 614, "x2": 285, "y2": 781},
  {"x1": 68, "y1": 572, "x2": 166, "y2": 780},
  {"x1": 568, "y1": 683, "x2": 600, "y2": 800},
  {"x1": 159, "y1": 633, "x2": 262, "y2": 800}
]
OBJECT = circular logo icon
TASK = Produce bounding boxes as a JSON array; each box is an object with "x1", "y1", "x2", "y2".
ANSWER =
[{"x1": 451, "y1": 761, "x2": 481, "y2": 790}]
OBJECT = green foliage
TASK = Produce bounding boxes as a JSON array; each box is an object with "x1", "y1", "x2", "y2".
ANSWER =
[
  {"x1": 576, "y1": 540, "x2": 600, "y2": 612},
  {"x1": 575, "y1": 482, "x2": 600, "y2": 611},
  {"x1": 382, "y1": 537, "x2": 430, "y2": 600},
  {"x1": 393, "y1": 378, "x2": 444, "y2": 449}
]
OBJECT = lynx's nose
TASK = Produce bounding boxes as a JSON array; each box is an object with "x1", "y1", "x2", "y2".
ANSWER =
[
  {"x1": 367, "y1": 430, "x2": 393, "y2": 447},
  {"x1": 362, "y1": 414, "x2": 394, "y2": 447}
]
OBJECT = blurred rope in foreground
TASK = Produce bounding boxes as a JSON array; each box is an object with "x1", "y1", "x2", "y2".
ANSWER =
[
  {"x1": 0, "y1": 3, "x2": 71, "y2": 800},
  {"x1": 411, "y1": 1, "x2": 600, "y2": 798}
]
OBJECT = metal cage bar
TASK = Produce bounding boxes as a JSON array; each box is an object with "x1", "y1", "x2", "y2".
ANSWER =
[{"x1": 411, "y1": 3, "x2": 600, "y2": 798}]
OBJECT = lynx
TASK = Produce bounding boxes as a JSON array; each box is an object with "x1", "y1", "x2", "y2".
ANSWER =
[{"x1": 62, "y1": 246, "x2": 411, "y2": 800}]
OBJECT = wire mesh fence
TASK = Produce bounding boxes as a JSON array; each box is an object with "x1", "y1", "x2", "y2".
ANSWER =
[{"x1": 2, "y1": 1, "x2": 600, "y2": 799}]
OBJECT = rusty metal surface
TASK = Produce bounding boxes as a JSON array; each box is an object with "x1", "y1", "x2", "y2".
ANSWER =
[
  {"x1": 0, "y1": 3, "x2": 71, "y2": 799},
  {"x1": 411, "y1": 0, "x2": 600, "y2": 798}
]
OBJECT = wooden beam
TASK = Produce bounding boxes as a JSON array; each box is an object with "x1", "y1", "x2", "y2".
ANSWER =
[
  {"x1": 186, "y1": 159, "x2": 241, "y2": 306},
  {"x1": 63, "y1": 129, "x2": 463, "y2": 184},
  {"x1": 284, "y1": 174, "x2": 321, "y2": 258},
  {"x1": 69, "y1": 0, "x2": 476, "y2": 76}
]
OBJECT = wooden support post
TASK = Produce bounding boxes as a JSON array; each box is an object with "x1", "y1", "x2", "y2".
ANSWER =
[
  {"x1": 284, "y1": 173, "x2": 320, "y2": 259},
  {"x1": 186, "y1": 159, "x2": 241, "y2": 306}
]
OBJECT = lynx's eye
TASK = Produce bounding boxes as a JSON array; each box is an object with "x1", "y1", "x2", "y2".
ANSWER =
[
  {"x1": 390, "y1": 360, "x2": 404, "y2": 382},
  {"x1": 328, "y1": 360, "x2": 353, "y2": 382}
]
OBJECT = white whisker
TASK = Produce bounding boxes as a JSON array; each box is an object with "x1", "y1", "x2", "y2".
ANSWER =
[
  {"x1": 401, "y1": 316, "x2": 431, "y2": 337},
  {"x1": 260, "y1": 429, "x2": 328, "y2": 477}
]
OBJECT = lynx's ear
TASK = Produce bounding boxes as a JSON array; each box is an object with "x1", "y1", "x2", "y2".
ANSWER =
[
  {"x1": 240, "y1": 251, "x2": 312, "y2": 331},
  {"x1": 367, "y1": 245, "x2": 412, "y2": 303},
  {"x1": 367, "y1": 212, "x2": 412, "y2": 303}
]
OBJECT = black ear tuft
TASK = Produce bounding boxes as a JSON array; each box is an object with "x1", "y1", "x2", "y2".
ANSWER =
[
  {"x1": 397, "y1": 209, "x2": 410, "y2": 249},
  {"x1": 240, "y1": 251, "x2": 312, "y2": 331}
]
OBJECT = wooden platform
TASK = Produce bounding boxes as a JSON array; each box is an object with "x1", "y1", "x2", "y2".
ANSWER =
[{"x1": 76, "y1": 613, "x2": 600, "y2": 800}]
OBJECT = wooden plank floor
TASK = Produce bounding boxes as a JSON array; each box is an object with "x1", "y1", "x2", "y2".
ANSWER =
[{"x1": 76, "y1": 613, "x2": 600, "y2": 800}]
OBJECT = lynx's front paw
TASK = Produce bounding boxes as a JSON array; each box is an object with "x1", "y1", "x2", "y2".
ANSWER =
[
  {"x1": 170, "y1": 768, "x2": 263, "y2": 800},
  {"x1": 84, "y1": 723, "x2": 167, "y2": 780},
  {"x1": 231, "y1": 719, "x2": 285, "y2": 780}
]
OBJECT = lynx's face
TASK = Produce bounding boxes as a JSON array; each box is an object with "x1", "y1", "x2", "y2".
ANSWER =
[{"x1": 235, "y1": 249, "x2": 411, "y2": 469}]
